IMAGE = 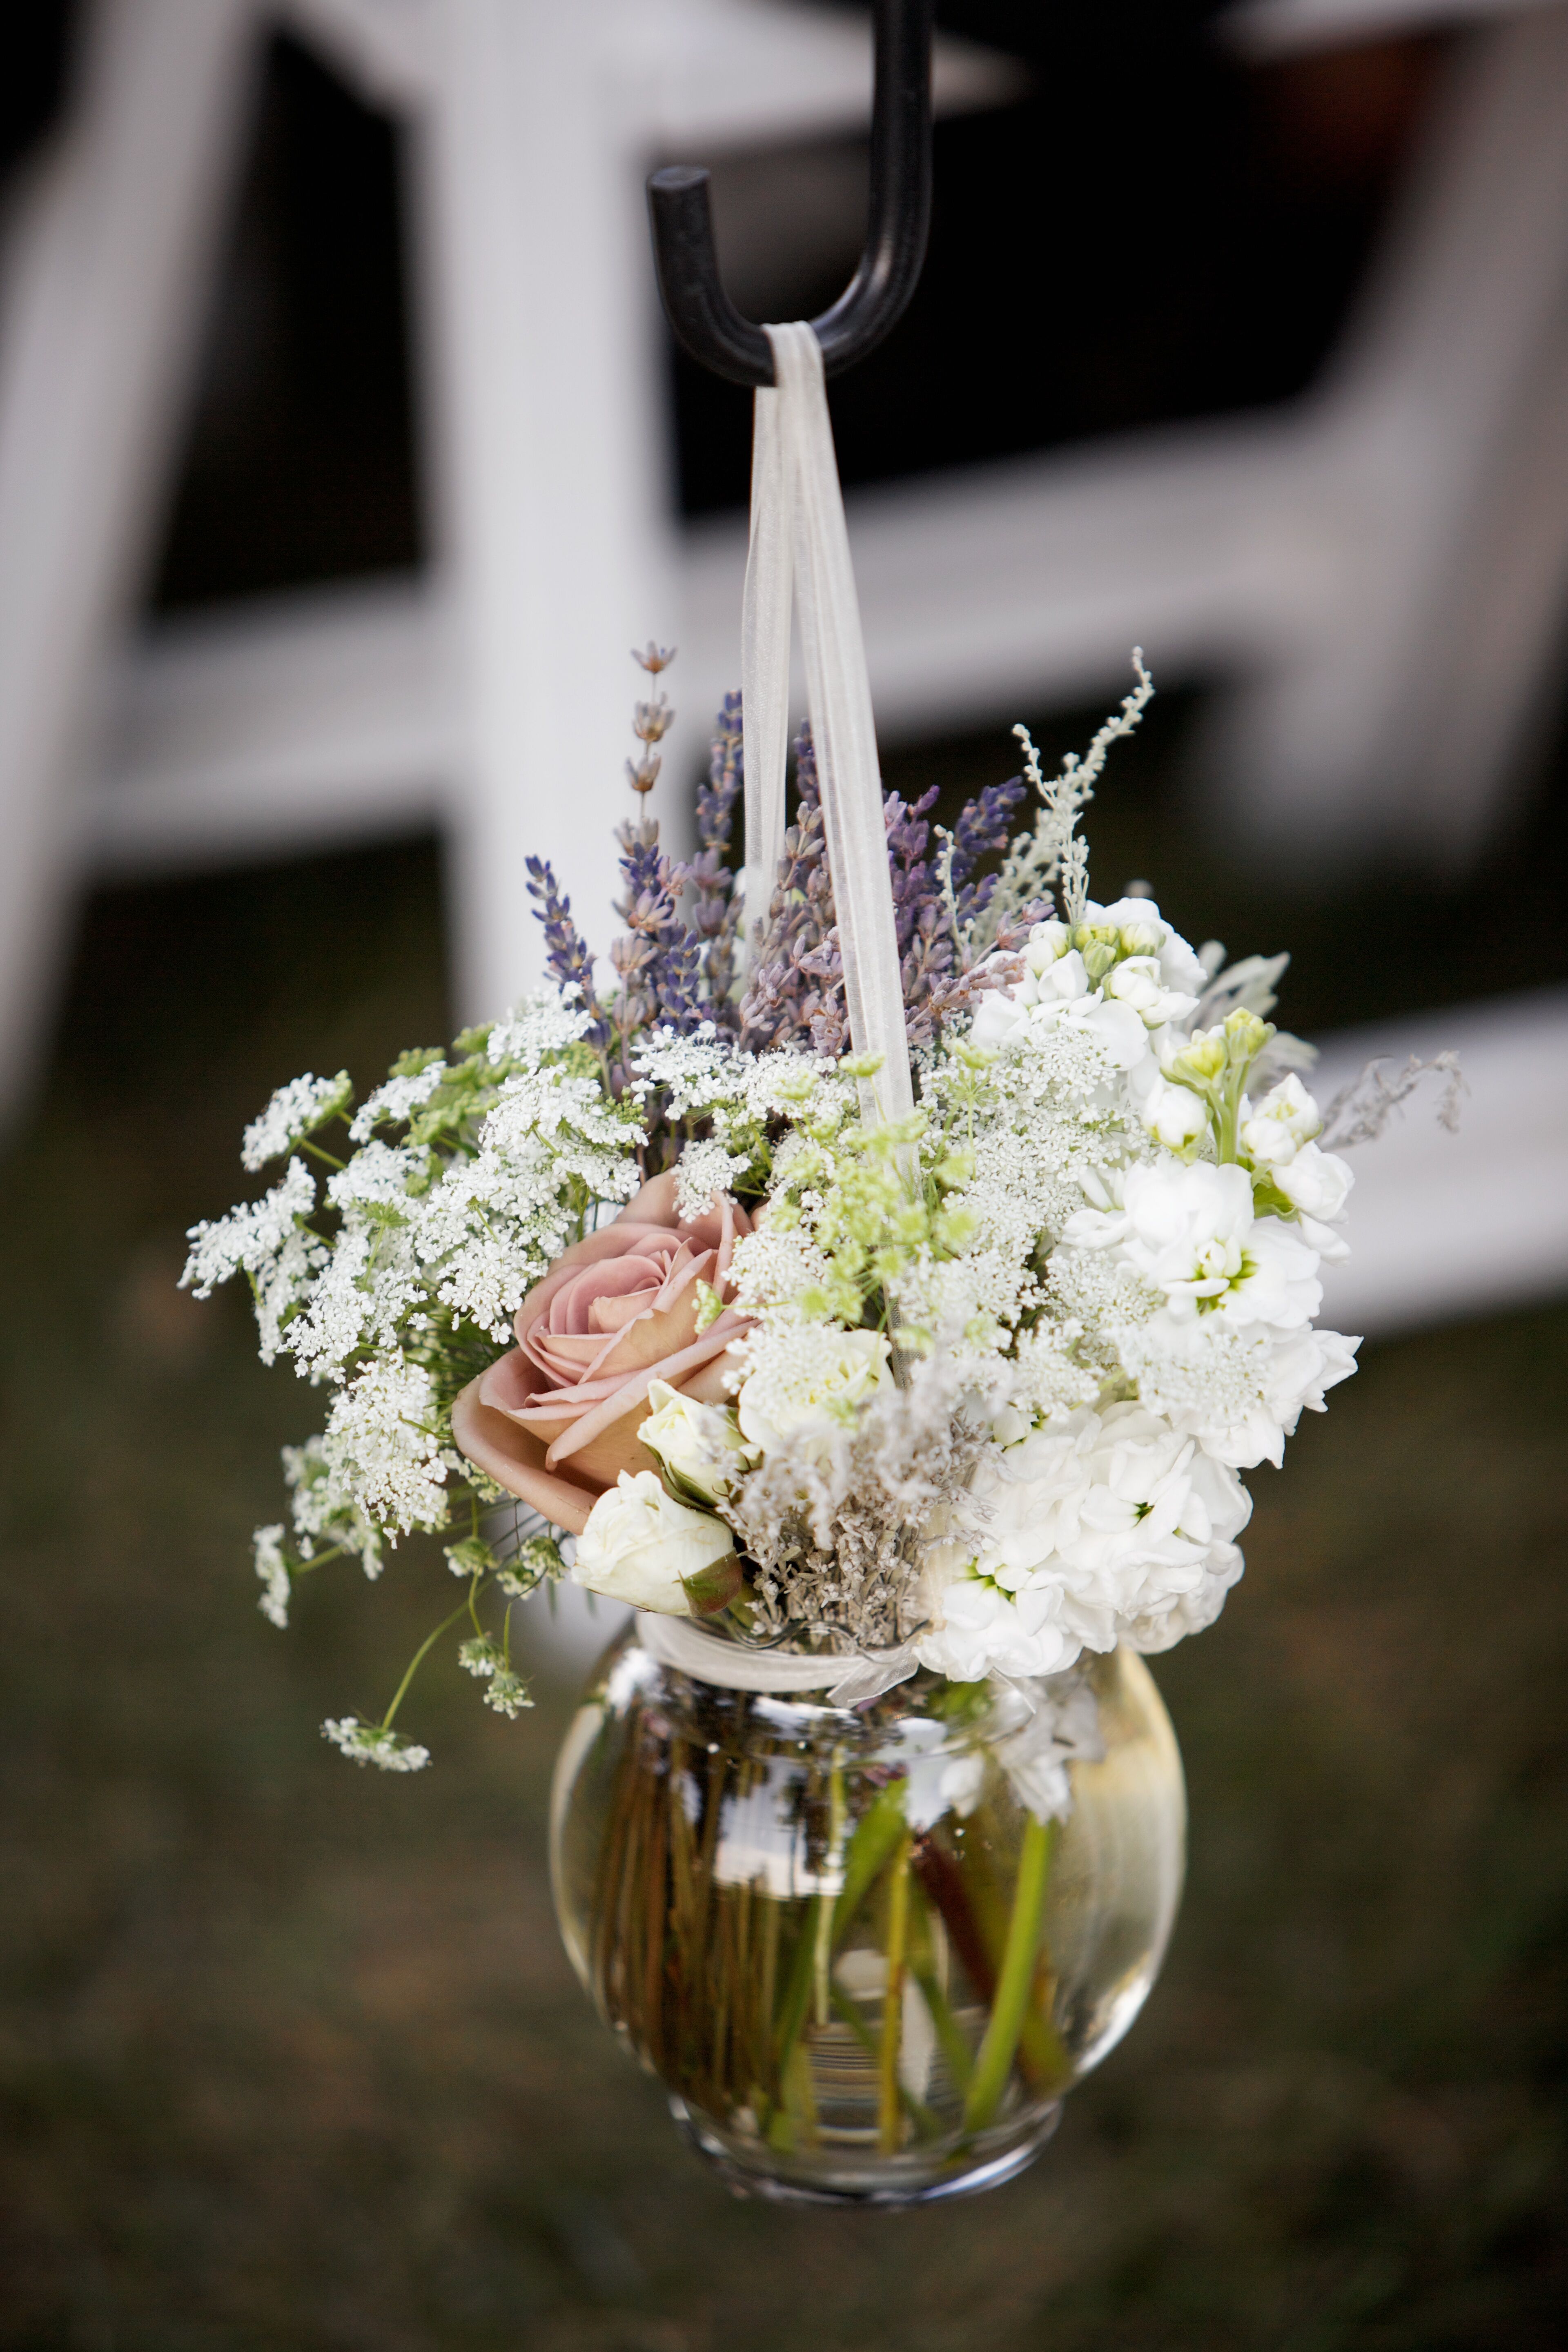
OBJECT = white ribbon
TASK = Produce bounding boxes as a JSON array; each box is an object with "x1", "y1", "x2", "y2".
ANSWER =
[
  {"x1": 741, "y1": 321, "x2": 913, "y2": 1130},
  {"x1": 636, "y1": 1611, "x2": 920, "y2": 1707}
]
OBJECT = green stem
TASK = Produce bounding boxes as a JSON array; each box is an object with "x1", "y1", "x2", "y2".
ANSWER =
[
  {"x1": 380, "y1": 1599, "x2": 470, "y2": 1731},
  {"x1": 962, "y1": 1815, "x2": 1055, "y2": 2136},
  {"x1": 878, "y1": 1830, "x2": 912, "y2": 2154},
  {"x1": 907, "y1": 1886, "x2": 973, "y2": 2095},
  {"x1": 289, "y1": 1540, "x2": 351, "y2": 1578},
  {"x1": 831, "y1": 1782, "x2": 908, "y2": 1945},
  {"x1": 300, "y1": 1137, "x2": 347, "y2": 1171},
  {"x1": 813, "y1": 1752, "x2": 847, "y2": 2028}
]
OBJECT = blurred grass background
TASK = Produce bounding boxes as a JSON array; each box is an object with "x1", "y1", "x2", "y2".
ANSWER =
[{"x1": 2, "y1": 688, "x2": 1566, "y2": 2349}]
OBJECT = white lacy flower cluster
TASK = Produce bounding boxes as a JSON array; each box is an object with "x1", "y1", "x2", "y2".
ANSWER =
[{"x1": 183, "y1": 993, "x2": 642, "y2": 1591}]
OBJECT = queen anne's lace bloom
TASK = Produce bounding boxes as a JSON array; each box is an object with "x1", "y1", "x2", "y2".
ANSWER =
[
  {"x1": 321, "y1": 1717, "x2": 431, "y2": 1772},
  {"x1": 241, "y1": 1072, "x2": 352, "y2": 1172}
]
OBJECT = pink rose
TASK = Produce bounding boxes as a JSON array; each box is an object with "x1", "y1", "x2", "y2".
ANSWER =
[{"x1": 450, "y1": 1170, "x2": 752, "y2": 1535}]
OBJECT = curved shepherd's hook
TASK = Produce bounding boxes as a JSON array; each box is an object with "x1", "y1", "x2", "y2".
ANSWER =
[{"x1": 646, "y1": 0, "x2": 934, "y2": 386}]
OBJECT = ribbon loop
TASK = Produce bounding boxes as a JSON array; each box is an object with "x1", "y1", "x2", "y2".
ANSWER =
[{"x1": 740, "y1": 322, "x2": 913, "y2": 1129}]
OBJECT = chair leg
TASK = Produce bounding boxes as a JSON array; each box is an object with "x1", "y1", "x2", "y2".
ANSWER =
[
  {"x1": 0, "y1": 0, "x2": 259, "y2": 1120},
  {"x1": 1207, "y1": 9, "x2": 1568, "y2": 868}
]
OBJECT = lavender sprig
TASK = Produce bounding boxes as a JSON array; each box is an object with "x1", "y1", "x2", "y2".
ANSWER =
[
  {"x1": 524, "y1": 859, "x2": 610, "y2": 1049},
  {"x1": 949, "y1": 774, "x2": 1028, "y2": 930},
  {"x1": 610, "y1": 819, "x2": 705, "y2": 1047},
  {"x1": 681, "y1": 690, "x2": 745, "y2": 1027}
]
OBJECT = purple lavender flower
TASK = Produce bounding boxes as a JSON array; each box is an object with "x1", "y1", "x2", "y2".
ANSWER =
[
  {"x1": 949, "y1": 774, "x2": 1027, "y2": 930},
  {"x1": 610, "y1": 818, "x2": 705, "y2": 1047},
  {"x1": 680, "y1": 691, "x2": 744, "y2": 1025},
  {"x1": 524, "y1": 858, "x2": 609, "y2": 1048}
]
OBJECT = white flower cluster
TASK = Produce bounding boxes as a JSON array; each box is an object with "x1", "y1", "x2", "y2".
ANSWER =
[
  {"x1": 241, "y1": 1070, "x2": 352, "y2": 1172},
  {"x1": 184, "y1": 993, "x2": 644, "y2": 1601},
  {"x1": 679, "y1": 894, "x2": 1362, "y2": 1682},
  {"x1": 321, "y1": 1717, "x2": 431, "y2": 1772},
  {"x1": 198, "y1": 717, "x2": 1390, "y2": 1766}
]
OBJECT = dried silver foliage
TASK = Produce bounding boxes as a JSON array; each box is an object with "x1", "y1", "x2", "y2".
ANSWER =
[
  {"x1": 727, "y1": 1354, "x2": 998, "y2": 1654},
  {"x1": 1320, "y1": 1051, "x2": 1466, "y2": 1150}
]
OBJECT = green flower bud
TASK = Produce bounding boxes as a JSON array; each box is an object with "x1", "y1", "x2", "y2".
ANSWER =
[
  {"x1": 1073, "y1": 921, "x2": 1120, "y2": 953},
  {"x1": 1168, "y1": 1028, "x2": 1227, "y2": 1085},
  {"x1": 1120, "y1": 922, "x2": 1160, "y2": 958},
  {"x1": 693, "y1": 1277, "x2": 726, "y2": 1334},
  {"x1": 1081, "y1": 941, "x2": 1118, "y2": 984},
  {"x1": 1223, "y1": 1007, "x2": 1274, "y2": 1065}
]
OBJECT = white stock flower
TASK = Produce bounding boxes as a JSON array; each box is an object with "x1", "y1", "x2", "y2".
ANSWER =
[
  {"x1": 1240, "y1": 1074, "x2": 1322, "y2": 1169},
  {"x1": 638, "y1": 1379, "x2": 756, "y2": 1505},
  {"x1": 1060, "y1": 989, "x2": 1152, "y2": 1071},
  {"x1": 916, "y1": 1402, "x2": 1252, "y2": 1677},
  {"x1": 1122, "y1": 1319, "x2": 1361, "y2": 1469},
  {"x1": 970, "y1": 915, "x2": 1193, "y2": 1074},
  {"x1": 1086, "y1": 899, "x2": 1207, "y2": 997},
  {"x1": 914, "y1": 1565, "x2": 1082, "y2": 1683},
  {"x1": 1130, "y1": 1065, "x2": 1209, "y2": 1150},
  {"x1": 1066, "y1": 1160, "x2": 1321, "y2": 1330},
  {"x1": 1103, "y1": 954, "x2": 1199, "y2": 1031},
  {"x1": 1272, "y1": 1141, "x2": 1353, "y2": 1226},
  {"x1": 573, "y1": 1471, "x2": 735, "y2": 1614},
  {"x1": 737, "y1": 1327, "x2": 891, "y2": 1459}
]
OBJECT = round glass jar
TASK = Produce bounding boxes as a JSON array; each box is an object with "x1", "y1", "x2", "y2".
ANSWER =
[{"x1": 550, "y1": 1622, "x2": 1185, "y2": 2205}]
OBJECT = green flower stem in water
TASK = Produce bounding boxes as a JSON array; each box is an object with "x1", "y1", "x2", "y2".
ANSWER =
[
  {"x1": 960, "y1": 1818, "x2": 1069, "y2": 2088},
  {"x1": 907, "y1": 1886, "x2": 973, "y2": 2096},
  {"x1": 814, "y1": 1752, "x2": 848, "y2": 2028},
  {"x1": 878, "y1": 1829, "x2": 913, "y2": 2154},
  {"x1": 771, "y1": 1778, "x2": 910, "y2": 2114},
  {"x1": 962, "y1": 1814, "x2": 1056, "y2": 2136},
  {"x1": 832, "y1": 1782, "x2": 909, "y2": 1942}
]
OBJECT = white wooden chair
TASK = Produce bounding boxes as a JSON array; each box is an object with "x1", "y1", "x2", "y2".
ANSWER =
[
  {"x1": 3, "y1": 0, "x2": 1568, "y2": 1127},
  {"x1": 0, "y1": 0, "x2": 1009, "y2": 1108}
]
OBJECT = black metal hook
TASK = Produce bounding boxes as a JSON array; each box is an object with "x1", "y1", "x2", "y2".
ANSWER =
[{"x1": 646, "y1": 0, "x2": 934, "y2": 387}]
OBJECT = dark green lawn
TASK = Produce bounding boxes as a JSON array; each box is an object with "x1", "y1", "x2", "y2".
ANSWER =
[{"x1": 1, "y1": 835, "x2": 1564, "y2": 2350}]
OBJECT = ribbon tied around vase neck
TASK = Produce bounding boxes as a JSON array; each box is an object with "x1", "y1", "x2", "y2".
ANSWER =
[
  {"x1": 636, "y1": 1608, "x2": 920, "y2": 1707},
  {"x1": 740, "y1": 320, "x2": 915, "y2": 1136}
]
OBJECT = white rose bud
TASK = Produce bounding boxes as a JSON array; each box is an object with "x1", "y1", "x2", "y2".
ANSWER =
[
  {"x1": 572, "y1": 1471, "x2": 739, "y2": 1617},
  {"x1": 737, "y1": 1329, "x2": 891, "y2": 1461},
  {"x1": 638, "y1": 1378, "x2": 756, "y2": 1506},
  {"x1": 1240, "y1": 1073, "x2": 1323, "y2": 1169}
]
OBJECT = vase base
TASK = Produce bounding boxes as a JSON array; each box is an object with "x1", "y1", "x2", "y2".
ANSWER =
[{"x1": 669, "y1": 2096, "x2": 1062, "y2": 2207}]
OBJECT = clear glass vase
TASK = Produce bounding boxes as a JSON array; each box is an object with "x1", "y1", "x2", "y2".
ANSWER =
[{"x1": 550, "y1": 1622, "x2": 1185, "y2": 2205}]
